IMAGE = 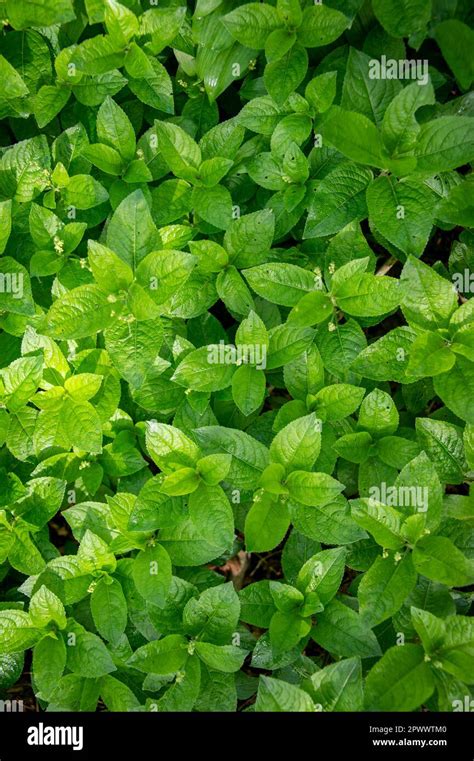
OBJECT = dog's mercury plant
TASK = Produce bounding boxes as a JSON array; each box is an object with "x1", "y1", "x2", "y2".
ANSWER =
[{"x1": 0, "y1": 0, "x2": 472, "y2": 715}]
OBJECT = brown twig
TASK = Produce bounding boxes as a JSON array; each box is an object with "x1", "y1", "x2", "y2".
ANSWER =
[
  {"x1": 376, "y1": 256, "x2": 396, "y2": 276},
  {"x1": 232, "y1": 550, "x2": 251, "y2": 591}
]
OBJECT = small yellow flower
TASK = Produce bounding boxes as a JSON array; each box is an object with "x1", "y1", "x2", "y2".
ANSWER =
[{"x1": 53, "y1": 236, "x2": 64, "y2": 254}]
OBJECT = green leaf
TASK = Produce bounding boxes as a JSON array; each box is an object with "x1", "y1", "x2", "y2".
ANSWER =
[
  {"x1": 151, "y1": 655, "x2": 201, "y2": 712},
  {"x1": 30, "y1": 586, "x2": 66, "y2": 629},
  {"x1": 358, "y1": 388, "x2": 399, "y2": 438},
  {"x1": 71, "y1": 36, "x2": 125, "y2": 76},
  {"x1": 303, "y1": 657, "x2": 363, "y2": 712},
  {"x1": 240, "y1": 581, "x2": 276, "y2": 628},
  {"x1": 395, "y1": 451, "x2": 443, "y2": 530},
  {"x1": 286, "y1": 471, "x2": 344, "y2": 507},
  {"x1": 0, "y1": 200, "x2": 12, "y2": 255},
  {"x1": 62, "y1": 397, "x2": 103, "y2": 454},
  {"x1": 342, "y1": 47, "x2": 401, "y2": 127},
  {"x1": 0, "y1": 257, "x2": 34, "y2": 315},
  {"x1": 195, "y1": 426, "x2": 269, "y2": 489},
  {"x1": 433, "y1": 357, "x2": 474, "y2": 424},
  {"x1": 0, "y1": 610, "x2": 41, "y2": 654},
  {"x1": 243, "y1": 263, "x2": 316, "y2": 307},
  {"x1": 128, "y1": 58, "x2": 173, "y2": 113},
  {"x1": 412, "y1": 536, "x2": 474, "y2": 587},
  {"x1": 155, "y1": 121, "x2": 201, "y2": 180},
  {"x1": 319, "y1": 107, "x2": 386, "y2": 168},
  {"x1": 297, "y1": 5, "x2": 348, "y2": 48},
  {"x1": 66, "y1": 621, "x2": 116, "y2": 678},
  {"x1": 333, "y1": 272, "x2": 400, "y2": 318},
  {"x1": 296, "y1": 547, "x2": 346, "y2": 604},
  {"x1": 173, "y1": 346, "x2": 235, "y2": 392},
  {"x1": 100, "y1": 674, "x2": 142, "y2": 712},
  {"x1": 2, "y1": 356, "x2": 43, "y2": 412},
  {"x1": 7, "y1": 0, "x2": 75, "y2": 29},
  {"x1": 127, "y1": 634, "x2": 188, "y2": 674},
  {"x1": 46, "y1": 285, "x2": 114, "y2": 339},
  {"x1": 318, "y1": 318, "x2": 367, "y2": 377},
  {"x1": 351, "y1": 499, "x2": 404, "y2": 550},
  {"x1": 88, "y1": 240, "x2": 133, "y2": 293},
  {"x1": 183, "y1": 582, "x2": 239, "y2": 644},
  {"x1": 288, "y1": 291, "x2": 333, "y2": 327},
  {"x1": 358, "y1": 553, "x2": 417, "y2": 627},
  {"x1": 367, "y1": 176, "x2": 438, "y2": 258},
  {"x1": 34, "y1": 86, "x2": 71, "y2": 129},
  {"x1": 415, "y1": 117, "x2": 474, "y2": 174},
  {"x1": 382, "y1": 81, "x2": 435, "y2": 158},
  {"x1": 223, "y1": 3, "x2": 282, "y2": 48},
  {"x1": 224, "y1": 210, "x2": 275, "y2": 268},
  {"x1": 406, "y1": 331, "x2": 455, "y2": 378},
  {"x1": 351, "y1": 326, "x2": 416, "y2": 382},
  {"x1": 400, "y1": 256, "x2": 457, "y2": 330},
  {"x1": 434, "y1": 20, "x2": 474, "y2": 91},
  {"x1": 63, "y1": 175, "x2": 108, "y2": 209},
  {"x1": 269, "y1": 610, "x2": 310, "y2": 653},
  {"x1": 107, "y1": 190, "x2": 158, "y2": 270},
  {"x1": 365, "y1": 644, "x2": 434, "y2": 711},
  {"x1": 33, "y1": 636, "x2": 66, "y2": 701},
  {"x1": 216, "y1": 265, "x2": 254, "y2": 318},
  {"x1": 415, "y1": 418, "x2": 466, "y2": 484},
  {"x1": 159, "y1": 483, "x2": 234, "y2": 566},
  {"x1": 372, "y1": 0, "x2": 431, "y2": 37},
  {"x1": 97, "y1": 96, "x2": 136, "y2": 162},
  {"x1": 270, "y1": 413, "x2": 321, "y2": 472},
  {"x1": 265, "y1": 29, "x2": 296, "y2": 64},
  {"x1": 437, "y1": 176, "x2": 474, "y2": 228},
  {"x1": 135, "y1": 249, "x2": 196, "y2": 306},
  {"x1": 195, "y1": 642, "x2": 247, "y2": 673},
  {"x1": 312, "y1": 598, "x2": 382, "y2": 658},
  {"x1": 104, "y1": 0, "x2": 138, "y2": 46},
  {"x1": 305, "y1": 164, "x2": 373, "y2": 238},
  {"x1": 160, "y1": 467, "x2": 200, "y2": 496},
  {"x1": 231, "y1": 365, "x2": 266, "y2": 416},
  {"x1": 90, "y1": 577, "x2": 127, "y2": 645},
  {"x1": 245, "y1": 492, "x2": 290, "y2": 552},
  {"x1": 196, "y1": 453, "x2": 232, "y2": 486},
  {"x1": 312, "y1": 383, "x2": 365, "y2": 421},
  {"x1": 132, "y1": 543, "x2": 172, "y2": 608},
  {"x1": 435, "y1": 615, "x2": 474, "y2": 683},
  {"x1": 192, "y1": 185, "x2": 233, "y2": 229},
  {"x1": 255, "y1": 675, "x2": 315, "y2": 712},
  {"x1": 305, "y1": 72, "x2": 337, "y2": 114},
  {"x1": 264, "y1": 44, "x2": 308, "y2": 107}
]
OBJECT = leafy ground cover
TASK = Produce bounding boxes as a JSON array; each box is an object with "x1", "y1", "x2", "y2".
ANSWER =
[{"x1": 0, "y1": 0, "x2": 473, "y2": 714}]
